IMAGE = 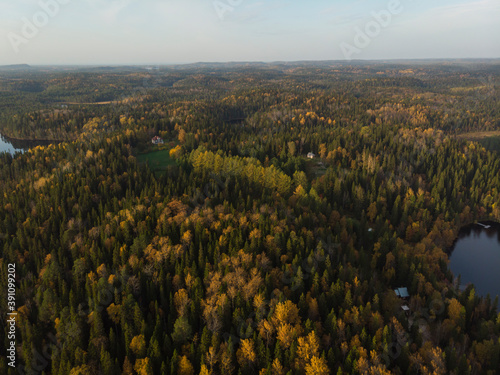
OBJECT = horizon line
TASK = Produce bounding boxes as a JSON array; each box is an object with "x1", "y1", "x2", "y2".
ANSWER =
[{"x1": 3, "y1": 57, "x2": 500, "y2": 68}]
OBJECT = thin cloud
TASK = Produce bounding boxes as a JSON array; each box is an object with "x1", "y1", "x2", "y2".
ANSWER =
[{"x1": 85, "y1": 0, "x2": 136, "y2": 23}]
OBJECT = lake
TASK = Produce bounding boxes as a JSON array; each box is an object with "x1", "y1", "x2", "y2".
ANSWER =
[
  {"x1": 0, "y1": 134, "x2": 24, "y2": 154},
  {"x1": 449, "y1": 222, "x2": 500, "y2": 299},
  {"x1": 0, "y1": 133, "x2": 57, "y2": 155}
]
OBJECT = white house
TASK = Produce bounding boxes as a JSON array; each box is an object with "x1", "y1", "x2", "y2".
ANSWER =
[
  {"x1": 307, "y1": 152, "x2": 315, "y2": 159},
  {"x1": 151, "y1": 136, "x2": 164, "y2": 145}
]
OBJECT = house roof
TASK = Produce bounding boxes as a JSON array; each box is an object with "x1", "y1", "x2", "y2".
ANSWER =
[{"x1": 394, "y1": 287, "x2": 409, "y2": 298}]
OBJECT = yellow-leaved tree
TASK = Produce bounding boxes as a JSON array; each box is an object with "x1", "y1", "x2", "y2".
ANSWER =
[
  {"x1": 296, "y1": 331, "x2": 321, "y2": 370},
  {"x1": 178, "y1": 355, "x2": 194, "y2": 375},
  {"x1": 236, "y1": 338, "x2": 257, "y2": 368},
  {"x1": 272, "y1": 300, "x2": 302, "y2": 348},
  {"x1": 271, "y1": 358, "x2": 285, "y2": 375},
  {"x1": 304, "y1": 356, "x2": 329, "y2": 375},
  {"x1": 130, "y1": 334, "x2": 146, "y2": 357},
  {"x1": 134, "y1": 358, "x2": 153, "y2": 375}
]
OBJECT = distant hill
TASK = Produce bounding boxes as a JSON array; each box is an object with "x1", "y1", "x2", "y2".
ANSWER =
[{"x1": 0, "y1": 64, "x2": 32, "y2": 70}]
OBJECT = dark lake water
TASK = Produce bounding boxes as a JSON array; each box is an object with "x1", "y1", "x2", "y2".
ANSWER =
[
  {"x1": 0, "y1": 133, "x2": 56, "y2": 155},
  {"x1": 449, "y1": 223, "x2": 500, "y2": 299}
]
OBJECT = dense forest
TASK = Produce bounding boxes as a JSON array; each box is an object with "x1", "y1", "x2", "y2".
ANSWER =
[{"x1": 1, "y1": 61, "x2": 500, "y2": 374}]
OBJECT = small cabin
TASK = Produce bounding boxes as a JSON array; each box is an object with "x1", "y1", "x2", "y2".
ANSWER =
[
  {"x1": 394, "y1": 287, "x2": 410, "y2": 299},
  {"x1": 151, "y1": 136, "x2": 164, "y2": 145},
  {"x1": 307, "y1": 152, "x2": 315, "y2": 159}
]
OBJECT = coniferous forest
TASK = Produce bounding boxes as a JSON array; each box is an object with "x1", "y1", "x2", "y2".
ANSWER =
[{"x1": 1, "y1": 61, "x2": 500, "y2": 374}]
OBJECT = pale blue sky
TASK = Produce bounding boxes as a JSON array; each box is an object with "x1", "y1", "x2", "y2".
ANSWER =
[{"x1": 0, "y1": 0, "x2": 499, "y2": 65}]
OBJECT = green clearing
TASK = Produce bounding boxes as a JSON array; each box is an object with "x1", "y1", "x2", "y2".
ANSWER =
[
  {"x1": 137, "y1": 148, "x2": 176, "y2": 174},
  {"x1": 478, "y1": 136, "x2": 500, "y2": 153},
  {"x1": 456, "y1": 130, "x2": 500, "y2": 140},
  {"x1": 306, "y1": 158, "x2": 328, "y2": 178},
  {"x1": 456, "y1": 131, "x2": 500, "y2": 152}
]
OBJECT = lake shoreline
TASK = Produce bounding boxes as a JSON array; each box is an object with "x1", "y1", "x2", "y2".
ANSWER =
[
  {"x1": 0, "y1": 133, "x2": 66, "y2": 143},
  {"x1": 0, "y1": 132, "x2": 64, "y2": 155},
  {"x1": 446, "y1": 220, "x2": 500, "y2": 255},
  {"x1": 448, "y1": 221, "x2": 500, "y2": 300}
]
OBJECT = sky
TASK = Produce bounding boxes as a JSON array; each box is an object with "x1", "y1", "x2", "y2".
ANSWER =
[{"x1": 0, "y1": 0, "x2": 499, "y2": 65}]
